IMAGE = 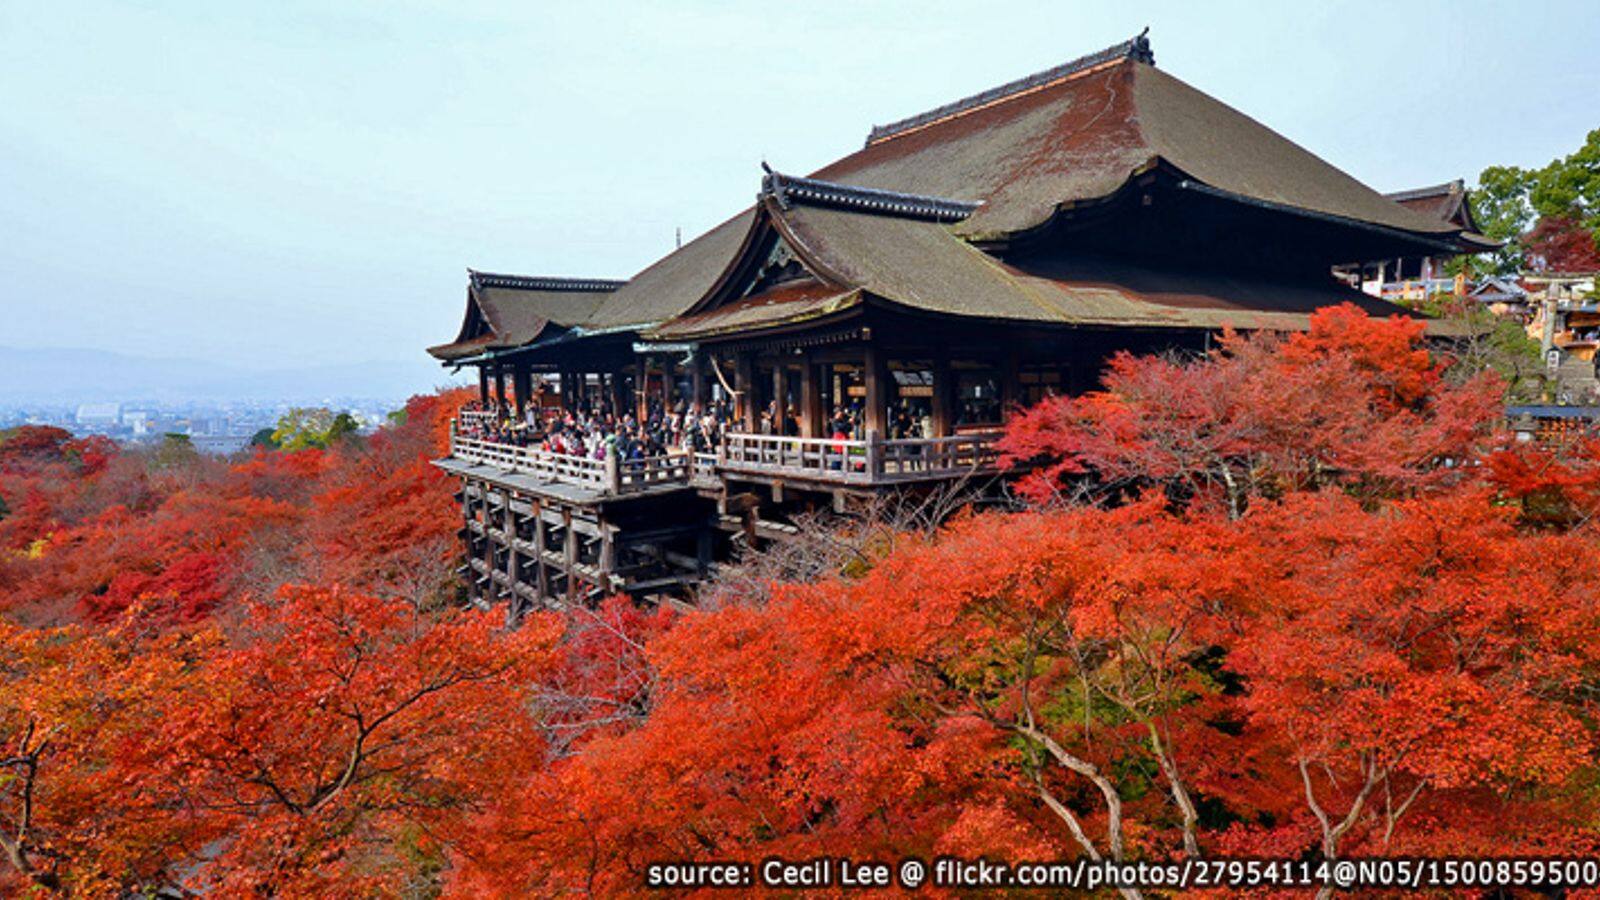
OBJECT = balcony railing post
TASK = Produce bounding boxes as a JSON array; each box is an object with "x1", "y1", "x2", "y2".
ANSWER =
[
  {"x1": 605, "y1": 453, "x2": 620, "y2": 493},
  {"x1": 865, "y1": 429, "x2": 882, "y2": 482}
]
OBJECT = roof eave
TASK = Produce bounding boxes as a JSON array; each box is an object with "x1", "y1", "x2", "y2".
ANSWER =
[{"x1": 1172, "y1": 178, "x2": 1468, "y2": 255}]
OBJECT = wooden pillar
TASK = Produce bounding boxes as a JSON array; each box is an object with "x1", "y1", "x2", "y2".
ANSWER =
[
  {"x1": 799, "y1": 354, "x2": 823, "y2": 438},
  {"x1": 462, "y1": 478, "x2": 478, "y2": 604},
  {"x1": 562, "y1": 508, "x2": 578, "y2": 605},
  {"x1": 504, "y1": 497, "x2": 522, "y2": 624},
  {"x1": 931, "y1": 352, "x2": 953, "y2": 437},
  {"x1": 736, "y1": 353, "x2": 757, "y2": 432},
  {"x1": 477, "y1": 367, "x2": 489, "y2": 405},
  {"x1": 663, "y1": 357, "x2": 677, "y2": 412},
  {"x1": 532, "y1": 498, "x2": 548, "y2": 605},
  {"x1": 691, "y1": 353, "x2": 708, "y2": 409},
  {"x1": 598, "y1": 520, "x2": 616, "y2": 592},
  {"x1": 512, "y1": 365, "x2": 532, "y2": 419},
  {"x1": 482, "y1": 489, "x2": 498, "y2": 602},
  {"x1": 609, "y1": 370, "x2": 625, "y2": 417},
  {"x1": 863, "y1": 344, "x2": 889, "y2": 437},
  {"x1": 1000, "y1": 352, "x2": 1020, "y2": 420},
  {"x1": 772, "y1": 361, "x2": 789, "y2": 431},
  {"x1": 492, "y1": 362, "x2": 507, "y2": 411},
  {"x1": 635, "y1": 357, "x2": 651, "y2": 423}
]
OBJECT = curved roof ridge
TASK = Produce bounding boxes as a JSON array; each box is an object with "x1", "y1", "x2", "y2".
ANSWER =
[
  {"x1": 761, "y1": 169, "x2": 979, "y2": 222},
  {"x1": 864, "y1": 30, "x2": 1153, "y2": 147},
  {"x1": 1383, "y1": 180, "x2": 1465, "y2": 203},
  {"x1": 467, "y1": 269, "x2": 626, "y2": 292}
]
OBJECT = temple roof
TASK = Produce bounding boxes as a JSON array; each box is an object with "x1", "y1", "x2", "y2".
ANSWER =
[
  {"x1": 1384, "y1": 179, "x2": 1483, "y2": 234},
  {"x1": 426, "y1": 271, "x2": 623, "y2": 361},
  {"x1": 645, "y1": 175, "x2": 1416, "y2": 341},
  {"x1": 817, "y1": 37, "x2": 1459, "y2": 241},
  {"x1": 437, "y1": 33, "x2": 1483, "y2": 359},
  {"x1": 578, "y1": 211, "x2": 757, "y2": 332}
]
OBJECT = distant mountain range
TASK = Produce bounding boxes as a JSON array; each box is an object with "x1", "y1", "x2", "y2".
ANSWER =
[{"x1": 0, "y1": 346, "x2": 467, "y2": 405}]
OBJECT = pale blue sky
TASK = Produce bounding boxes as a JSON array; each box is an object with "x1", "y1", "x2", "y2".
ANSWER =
[{"x1": 2, "y1": 1, "x2": 1597, "y2": 382}]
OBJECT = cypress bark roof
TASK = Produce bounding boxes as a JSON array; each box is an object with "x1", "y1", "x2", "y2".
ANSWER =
[
  {"x1": 817, "y1": 50, "x2": 1458, "y2": 240},
  {"x1": 435, "y1": 33, "x2": 1484, "y2": 359},
  {"x1": 426, "y1": 272, "x2": 622, "y2": 361},
  {"x1": 645, "y1": 186, "x2": 1415, "y2": 341},
  {"x1": 1384, "y1": 179, "x2": 1483, "y2": 233}
]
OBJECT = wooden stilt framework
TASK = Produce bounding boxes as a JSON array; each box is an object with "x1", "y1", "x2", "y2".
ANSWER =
[{"x1": 454, "y1": 474, "x2": 715, "y2": 612}]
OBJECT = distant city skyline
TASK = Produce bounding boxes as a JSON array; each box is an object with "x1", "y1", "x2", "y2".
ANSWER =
[{"x1": 3, "y1": 1, "x2": 1599, "y2": 387}]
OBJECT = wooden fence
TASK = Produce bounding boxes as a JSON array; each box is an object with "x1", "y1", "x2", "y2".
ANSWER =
[{"x1": 452, "y1": 421, "x2": 1003, "y2": 494}]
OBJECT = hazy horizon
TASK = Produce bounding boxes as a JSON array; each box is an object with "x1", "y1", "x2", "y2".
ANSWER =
[{"x1": 3, "y1": 0, "x2": 1599, "y2": 396}]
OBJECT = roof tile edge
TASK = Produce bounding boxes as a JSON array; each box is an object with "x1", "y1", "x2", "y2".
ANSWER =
[
  {"x1": 760, "y1": 169, "x2": 979, "y2": 222},
  {"x1": 467, "y1": 269, "x2": 627, "y2": 292},
  {"x1": 1383, "y1": 179, "x2": 1467, "y2": 203},
  {"x1": 864, "y1": 29, "x2": 1154, "y2": 147}
]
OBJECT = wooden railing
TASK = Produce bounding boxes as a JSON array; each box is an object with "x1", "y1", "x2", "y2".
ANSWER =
[
  {"x1": 450, "y1": 422, "x2": 692, "y2": 495},
  {"x1": 717, "y1": 431, "x2": 1002, "y2": 484},
  {"x1": 450, "y1": 421, "x2": 1003, "y2": 494},
  {"x1": 451, "y1": 428, "x2": 612, "y2": 489},
  {"x1": 880, "y1": 433, "x2": 1003, "y2": 478},
  {"x1": 458, "y1": 409, "x2": 500, "y2": 430}
]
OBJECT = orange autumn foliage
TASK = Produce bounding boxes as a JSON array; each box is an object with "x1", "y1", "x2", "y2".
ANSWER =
[
  {"x1": 5, "y1": 317, "x2": 1600, "y2": 896},
  {"x1": 998, "y1": 305, "x2": 1504, "y2": 511}
]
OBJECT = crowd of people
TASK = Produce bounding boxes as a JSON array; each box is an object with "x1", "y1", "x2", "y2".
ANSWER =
[
  {"x1": 457, "y1": 397, "x2": 734, "y2": 463},
  {"x1": 457, "y1": 390, "x2": 975, "y2": 463}
]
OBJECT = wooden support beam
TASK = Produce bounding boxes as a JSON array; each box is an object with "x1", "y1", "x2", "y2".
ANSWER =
[
  {"x1": 599, "y1": 527, "x2": 616, "y2": 583},
  {"x1": 1000, "y1": 351, "x2": 1020, "y2": 419},
  {"x1": 512, "y1": 365, "x2": 532, "y2": 420},
  {"x1": 462, "y1": 477, "x2": 479, "y2": 604},
  {"x1": 691, "y1": 353, "x2": 708, "y2": 409},
  {"x1": 800, "y1": 355, "x2": 824, "y2": 438},
  {"x1": 773, "y1": 362, "x2": 789, "y2": 433},
  {"x1": 863, "y1": 343, "x2": 889, "y2": 437},
  {"x1": 736, "y1": 353, "x2": 757, "y2": 432},
  {"x1": 483, "y1": 488, "x2": 499, "y2": 601},
  {"x1": 931, "y1": 351, "x2": 953, "y2": 437},
  {"x1": 532, "y1": 498, "x2": 548, "y2": 605},
  {"x1": 635, "y1": 356, "x2": 651, "y2": 423},
  {"x1": 492, "y1": 363, "x2": 507, "y2": 411},
  {"x1": 504, "y1": 498, "x2": 522, "y2": 624},
  {"x1": 477, "y1": 367, "x2": 489, "y2": 405},
  {"x1": 563, "y1": 507, "x2": 578, "y2": 605},
  {"x1": 662, "y1": 357, "x2": 677, "y2": 413},
  {"x1": 609, "y1": 370, "x2": 626, "y2": 418}
]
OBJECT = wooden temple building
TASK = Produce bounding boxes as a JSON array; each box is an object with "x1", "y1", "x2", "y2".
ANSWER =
[
  {"x1": 1341, "y1": 179, "x2": 1495, "y2": 297},
  {"x1": 427, "y1": 33, "x2": 1492, "y2": 614}
]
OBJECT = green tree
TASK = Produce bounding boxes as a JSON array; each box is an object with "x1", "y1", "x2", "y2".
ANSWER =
[
  {"x1": 152, "y1": 433, "x2": 198, "y2": 470},
  {"x1": 269, "y1": 408, "x2": 364, "y2": 451},
  {"x1": 249, "y1": 428, "x2": 279, "y2": 450},
  {"x1": 1471, "y1": 128, "x2": 1600, "y2": 274},
  {"x1": 1528, "y1": 128, "x2": 1600, "y2": 235},
  {"x1": 270, "y1": 408, "x2": 333, "y2": 451},
  {"x1": 326, "y1": 412, "x2": 360, "y2": 445},
  {"x1": 1471, "y1": 165, "x2": 1535, "y2": 274}
]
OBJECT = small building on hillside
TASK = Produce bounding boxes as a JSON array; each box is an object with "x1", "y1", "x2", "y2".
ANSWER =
[
  {"x1": 1344, "y1": 179, "x2": 1497, "y2": 300},
  {"x1": 426, "y1": 33, "x2": 1494, "y2": 615}
]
